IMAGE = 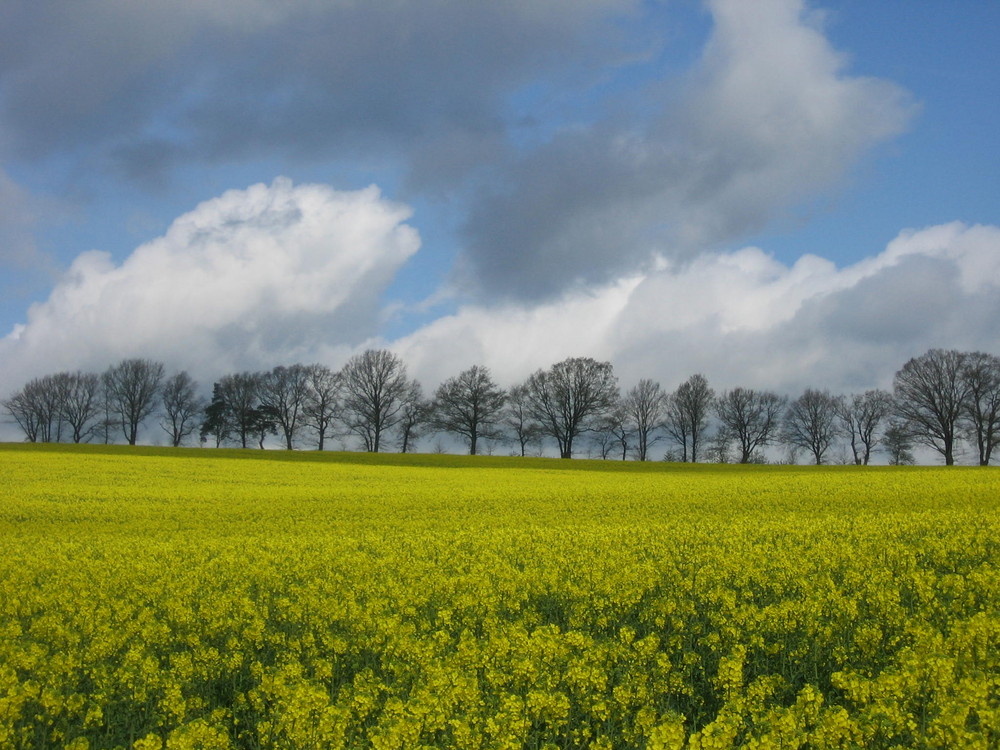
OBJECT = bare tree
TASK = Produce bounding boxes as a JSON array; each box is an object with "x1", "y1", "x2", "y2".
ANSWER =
[
  {"x1": 705, "y1": 429, "x2": 733, "y2": 464},
  {"x1": 303, "y1": 364, "x2": 342, "y2": 451},
  {"x1": 2, "y1": 381, "x2": 46, "y2": 442},
  {"x1": 55, "y1": 372, "x2": 103, "y2": 443},
  {"x1": 258, "y1": 364, "x2": 312, "y2": 450},
  {"x1": 341, "y1": 349, "x2": 413, "y2": 452},
  {"x1": 715, "y1": 387, "x2": 785, "y2": 464},
  {"x1": 503, "y1": 384, "x2": 541, "y2": 457},
  {"x1": 591, "y1": 421, "x2": 618, "y2": 459},
  {"x1": 37, "y1": 375, "x2": 70, "y2": 441},
  {"x1": 594, "y1": 398, "x2": 632, "y2": 460},
  {"x1": 431, "y1": 365, "x2": 507, "y2": 455},
  {"x1": 160, "y1": 371, "x2": 203, "y2": 447},
  {"x1": 2, "y1": 373, "x2": 89, "y2": 442},
  {"x1": 523, "y1": 357, "x2": 618, "y2": 459},
  {"x1": 958, "y1": 351, "x2": 1000, "y2": 466},
  {"x1": 42, "y1": 374, "x2": 70, "y2": 442},
  {"x1": 398, "y1": 383, "x2": 430, "y2": 454},
  {"x1": 837, "y1": 389, "x2": 894, "y2": 465},
  {"x1": 103, "y1": 359, "x2": 165, "y2": 445},
  {"x1": 893, "y1": 349, "x2": 971, "y2": 465},
  {"x1": 783, "y1": 389, "x2": 841, "y2": 465},
  {"x1": 623, "y1": 379, "x2": 667, "y2": 461},
  {"x1": 97, "y1": 390, "x2": 116, "y2": 444},
  {"x1": 664, "y1": 374, "x2": 715, "y2": 462}
]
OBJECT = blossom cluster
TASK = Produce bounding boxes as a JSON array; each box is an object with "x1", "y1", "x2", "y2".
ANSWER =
[{"x1": 1, "y1": 445, "x2": 998, "y2": 748}]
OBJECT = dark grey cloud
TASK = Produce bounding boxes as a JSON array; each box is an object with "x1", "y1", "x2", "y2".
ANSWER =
[
  {"x1": 459, "y1": 123, "x2": 686, "y2": 300},
  {"x1": 803, "y1": 255, "x2": 962, "y2": 346},
  {"x1": 0, "y1": 3, "x2": 194, "y2": 158},
  {"x1": 0, "y1": 0, "x2": 632, "y2": 188},
  {"x1": 457, "y1": 0, "x2": 914, "y2": 301},
  {"x1": 763, "y1": 253, "x2": 1000, "y2": 395}
]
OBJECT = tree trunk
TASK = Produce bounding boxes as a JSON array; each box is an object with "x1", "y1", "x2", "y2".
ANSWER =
[{"x1": 559, "y1": 435, "x2": 573, "y2": 459}]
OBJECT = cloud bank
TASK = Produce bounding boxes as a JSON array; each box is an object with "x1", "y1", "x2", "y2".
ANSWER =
[
  {"x1": 1, "y1": 172, "x2": 998, "y2": 424},
  {"x1": 399, "y1": 221, "x2": 1000, "y2": 393},
  {"x1": 0, "y1": 179, "x2": 418, "y2": 386}
]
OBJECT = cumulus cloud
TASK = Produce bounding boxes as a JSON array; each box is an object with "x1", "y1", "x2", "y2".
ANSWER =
[
  {"x1": 0, "y1": 179, "x2": 418, "y2": 386},
  {"x1": 458, "y1": 0, "x2": 913, "y2": 300},
  {"x1": 397, "y1": 222, "x2": 1000, "y2": 394}
]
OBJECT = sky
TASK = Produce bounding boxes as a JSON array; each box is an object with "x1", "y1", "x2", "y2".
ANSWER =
[{"x1": 1, "y1": 0, "x2": 999, "y2": 411}]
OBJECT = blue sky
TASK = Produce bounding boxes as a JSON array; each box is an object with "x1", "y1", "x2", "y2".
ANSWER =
[
  {"x1": 748, "y1": 1, "x2": 1000, "y2": 264},
  {"x1": 1, "y1": 0, "x2": 998, "y2": 400}
]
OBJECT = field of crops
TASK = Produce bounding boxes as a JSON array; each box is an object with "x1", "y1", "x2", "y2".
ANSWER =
[{"x1": 1, "y1": 444, "x2": 998, "y2": 749}]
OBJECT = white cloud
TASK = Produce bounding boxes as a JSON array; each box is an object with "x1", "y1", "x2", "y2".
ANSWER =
[
  {"x1": 392, "y1": 275, "x2": 643, "y2": 388},
  {"x1": 877, "y1": 222, "x2": 1000, "y2": 294},
  {"x1": 0, "y1": 179, "x2": 419, "y2": 386},
  {"x1": 671, "y1": 0, "x2": 912, "y2": 245},
  {"x1": 395, "y1": 222, "x2": 1000, "y2": 395}
]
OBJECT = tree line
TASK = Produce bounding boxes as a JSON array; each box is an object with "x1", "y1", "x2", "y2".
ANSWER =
[{"x1": 3, "y1": 348, "x2": 998, "y2": 465}]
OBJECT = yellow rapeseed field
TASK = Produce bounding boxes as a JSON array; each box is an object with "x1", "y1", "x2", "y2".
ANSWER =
[{"x1": 1, "y1": 443, "x2": 998, "y2": 750}]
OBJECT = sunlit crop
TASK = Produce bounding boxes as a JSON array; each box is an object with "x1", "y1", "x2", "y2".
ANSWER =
[{"x1": 1, "y1": 443, "x2": 998, "y2": 749}]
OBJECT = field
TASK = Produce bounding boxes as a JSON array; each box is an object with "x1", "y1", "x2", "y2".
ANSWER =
[{"x1": 1, "y1": 444, "x2": 998, "y2": 750}]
